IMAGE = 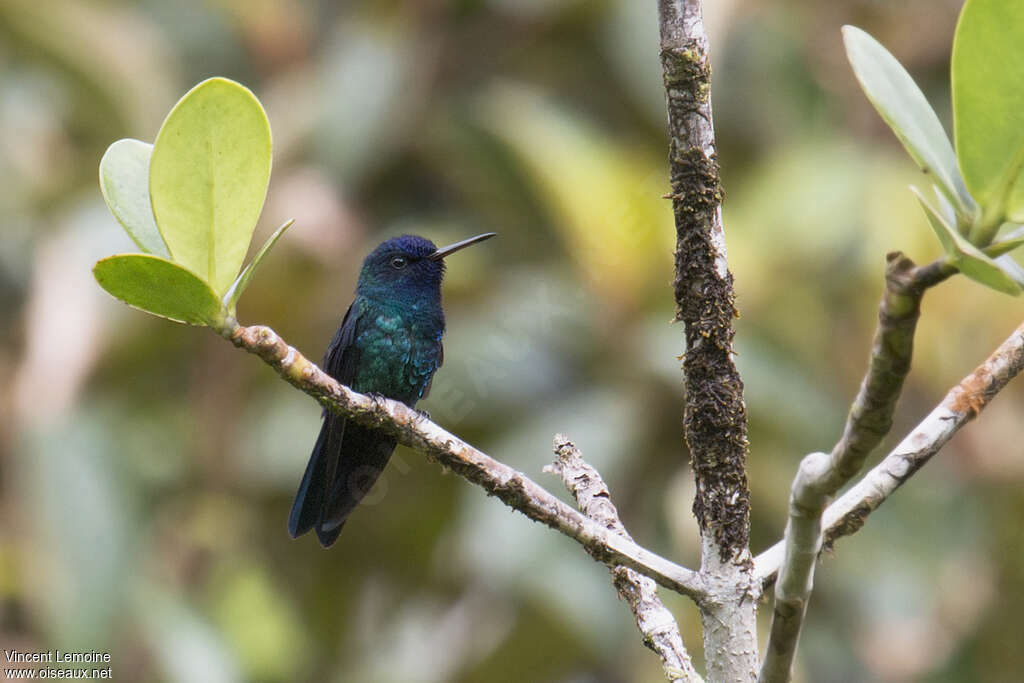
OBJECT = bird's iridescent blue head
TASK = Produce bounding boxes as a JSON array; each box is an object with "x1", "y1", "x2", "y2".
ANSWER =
[{"x1": 356, "y1": 233, "x2": 496, "y2": 300}]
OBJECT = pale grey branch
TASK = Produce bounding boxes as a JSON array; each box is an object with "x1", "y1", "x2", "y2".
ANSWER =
[{"x1": 545, "y1": 435, "x2": 703, "y2": 683}]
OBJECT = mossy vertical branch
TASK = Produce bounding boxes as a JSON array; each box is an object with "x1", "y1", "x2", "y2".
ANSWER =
[
  {"x1": 658, "y1": 2, "x2": 758, "y2": 680},
  {"x1": 658, "y1": 0, "x2": 750, "y2": 564}
]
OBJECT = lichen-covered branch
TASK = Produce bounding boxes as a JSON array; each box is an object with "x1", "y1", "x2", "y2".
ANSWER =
[
  {"x1": 659, "y1": 0, "x2": 750, "y2": 567},
  {"x1": 754, "y1": 318, "x2": 1024, "y2": 588},
  {"x1": 545, "y1": 435, "x2": 703, "y2": 683},
  {"x1": 658, "y1": 1, "x2": 758, "y2": 680},
  {"x1": 221, "y1": 321, "x2": 707, "y2": 600},
  {"x1": 758, "y1": 253, "x2": 953, "y2": 682}
]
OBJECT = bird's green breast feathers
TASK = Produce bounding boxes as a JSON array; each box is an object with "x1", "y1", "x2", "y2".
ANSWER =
[{"x1": 351, "y1": 298, "x2": 443, "y2": 404}]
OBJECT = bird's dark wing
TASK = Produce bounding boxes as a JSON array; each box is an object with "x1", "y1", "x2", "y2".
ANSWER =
[
  {"x1": 287, "y1": 302, "x2": 361, "y2": 540},
  {"x1": 420, "y1": 342, "x2": 443, "y2": 400},
  {"x1": 313, "y1": 324, "x2": 442, "y2": 546},
  {"x1": 321, "y1": 302, "x2": 363, "y2": 406}
]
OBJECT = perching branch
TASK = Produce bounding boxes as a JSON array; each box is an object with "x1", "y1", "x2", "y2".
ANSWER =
[
  {"x1": 659, "y1": 1, "x2": 758, "y2": 679},
  {"x1": 546, "y1": 435, "x2": 703, "y2": 683},
  {"x1": 759, "y1": 253, "x2": 953, "y2": 682},
  {"x1": 754, "y1": 317, "x2": 1024, "y2": 586},
  {"x1": 221, "y1": 320, "x2": 708, "y2": 601}
]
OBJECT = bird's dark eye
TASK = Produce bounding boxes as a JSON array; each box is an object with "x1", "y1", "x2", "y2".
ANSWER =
[{"x1": 390, "y1": 256, "x2": 408, "y2": 270}]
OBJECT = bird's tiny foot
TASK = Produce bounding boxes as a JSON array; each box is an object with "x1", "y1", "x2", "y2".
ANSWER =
[
  {"x1": 365, "y1": 392, "x2": 388, "y2": 409},
  {"x1": 414, "y1": 408, "x2": 431, "y2": 422}
]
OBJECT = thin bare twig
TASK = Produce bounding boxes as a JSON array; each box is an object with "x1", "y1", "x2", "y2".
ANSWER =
[
  {"x1": 221, "y1": 321, "x2": 707, "y2": 601},
  {"x1": 546, "y1": 435, "x2": 703, "y2": 683},
  {"x1": 759, "y1": 254, "x2": 954, "y2": 683}
]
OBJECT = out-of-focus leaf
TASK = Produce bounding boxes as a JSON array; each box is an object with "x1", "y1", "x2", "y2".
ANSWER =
[
  {"x1": 314, "y1": 22, "x2": 421, "y2": 183},
  {"x1": 93, "y1": 254, "x2": 224, "y2": 325},
  {"x1": 20, "y1": 415, "x2": 131, "y2": 646},
  {"x1": 432, "y1": 268, "x2": 588, "y2": 425},
  {"x1": 478, "y1": 84, "x2": 672, "y2": 309},
  {"x1": 342, "y1": 586, "x2": 512, "y2": 683},
  {"x1": 487, "y1": 0, "x2": 580, "y2": 19},
  {"x1": 209, "y1": 565, "x2": 308, "y2": 682},
  {"x1": 135, "y1": 583, "x2": 242, "y2": 683},
  {"x1": 995, "y1": 254, "x2": 1024, "y2": 287},
  {"x1": 953, "y1": 0, "x2": 1024, "y2": 225},
  {"x1": 0, "y1": 0, "x2": 178, "y2": 134},
  {"x1": 913, "y1": 188, "x2": 1020, "y2": 295},
  {"x1": 98, "y1": 139, "x2": 170, "y2": 257},
  {"x1": 732, "y1": 336, "x2": 845, "y2": 446},
  {"x1": 223, "y1": 219, "x2": 294, "y2": 315},
  {"x1": 602, "y1": 0, "x2": 664, "y2": 125},
  {"x1": 725, "y1": 139, "x2": 930, "y2": 304},
  {"x1": 234, "y1": 386, "x2": 320, "y2": 489},
  {"x1": 150, "y1": 78, "x2": 272, "y2": 295},
  {"x1": 843, "y1": 25, "x2": 975, "y2": 217},
  {"x1": 15, "y1": 206, "x2": 126, "y2": 417}
]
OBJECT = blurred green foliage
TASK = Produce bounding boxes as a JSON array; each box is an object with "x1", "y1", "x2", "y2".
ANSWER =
[{"x1": 2, "y1": 1, "x2": 1023, "y2": 682}]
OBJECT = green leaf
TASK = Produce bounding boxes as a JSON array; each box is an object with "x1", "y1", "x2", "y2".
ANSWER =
[
  {"x1": 932, "y1": 185, "x2": 964, "y2": 235},
  {"x1": 914, "y1": 187, "x2": 958, "y2": 255},
  {"x1": 984, "y1": 225, "x2": 1024, "y2": 259},
  {"x1": 98, "y1": 139, "x2": 170, "y2": 258},
  {"x1": 843, "y1": 25, "x2": 975, "y2": 217},
  {"x1": 995, "y1": 254, "x2": 1024, "y2": 287},
  {"x1": 93, "y1": 254, "x2": 225, "y2": 325},
  {"x1": 222, "y1": 219, "x2": 294, "y2": 315},
  {"x1": 953, "y1": 0, "x2": 1024, "y2": 226},
  {"x1": 150, "y1": 77, "x2": 272, "y2": 296},
  {"x1": 912, "y1": 187, "x2": 1021, "y2": 295}
]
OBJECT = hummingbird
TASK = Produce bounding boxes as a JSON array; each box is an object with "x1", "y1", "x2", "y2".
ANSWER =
[{"x1": 288, "y1": 232, "x2": 496, "y2": 547}]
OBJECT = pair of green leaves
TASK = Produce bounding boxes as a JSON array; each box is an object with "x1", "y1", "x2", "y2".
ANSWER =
[
  {"x1": 96, "y1": 77, "x2": 292, "y2": 327},
  {"x1": 844, "y1": 0, "x2": 1024, "y2": 295}
]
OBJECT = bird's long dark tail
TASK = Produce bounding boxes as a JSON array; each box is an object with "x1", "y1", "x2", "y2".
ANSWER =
[{"x1": 288, "y1": 414, "x2": 397, "y2": 547}]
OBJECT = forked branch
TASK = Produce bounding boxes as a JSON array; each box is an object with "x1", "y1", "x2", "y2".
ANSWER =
[
  {"x1": 760, "y1": 254, "x2": 953, "y2": 682},
  {"x1": 755, "y1": 317, "x2": 1024, "y2": 586}
]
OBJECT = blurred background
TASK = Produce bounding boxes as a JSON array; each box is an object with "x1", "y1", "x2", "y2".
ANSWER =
[{"x1": 1, "y1": 0, "x2": 1022, "y2": 681}]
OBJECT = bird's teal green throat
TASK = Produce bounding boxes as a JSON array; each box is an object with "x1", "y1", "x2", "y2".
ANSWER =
[{"x1": 288, "y1": 232, "x2": 496, "y2": 547}]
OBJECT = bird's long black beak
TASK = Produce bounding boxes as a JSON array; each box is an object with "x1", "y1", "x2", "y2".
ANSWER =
[{"x1": 428, "y1": 232, "x2": 497, "y2": 261}]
